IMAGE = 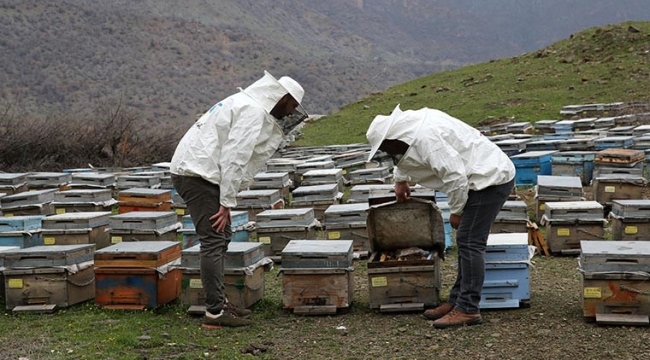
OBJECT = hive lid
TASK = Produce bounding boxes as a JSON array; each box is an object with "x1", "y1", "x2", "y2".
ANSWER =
[{"x1": 366, "y1": 198, "x2": 445, "y2": 258}]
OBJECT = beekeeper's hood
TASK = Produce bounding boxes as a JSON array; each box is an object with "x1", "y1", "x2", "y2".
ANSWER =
[
  {"x1": 366, "y1": 104, "x2": 419, "y2": 161},
  {"x1": 240, "y1": 71, "x2": 308, "y2": 134}
]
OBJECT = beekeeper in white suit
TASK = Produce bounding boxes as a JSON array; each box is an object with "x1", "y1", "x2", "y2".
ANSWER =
[
  {"x1": 366, "y1": 104, "x2": 515, "y2": 329},
  {"x1": 171, "y1": 71, "x2": 306, "y2": 327}
]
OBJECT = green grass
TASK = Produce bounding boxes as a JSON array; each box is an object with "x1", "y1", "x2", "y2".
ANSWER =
[{"x1": 296, "y1": 21, "x2": 650, "y2": 146}]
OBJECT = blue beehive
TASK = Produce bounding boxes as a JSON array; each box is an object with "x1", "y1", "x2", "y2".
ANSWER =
[
  {"x1": 594, "y1": 136, "x2": 634, "y2": 150},
  {"x1": 511, "y1": 150, "x2": 557, "y2": 186},
  {"x1": 551, "y1": 151, "x2": 596, "y2": 185},
  {"x1": 481, "y1": 233, "x2": 531, "y2": 309},
  {"x1": 436, "y1": 202, "x2": 454, "y2": 251}
]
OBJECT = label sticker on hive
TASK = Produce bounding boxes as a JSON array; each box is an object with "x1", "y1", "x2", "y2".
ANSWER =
[
  {"x1": 583, "y1": 287, "x2": 602, "y2": 299},
  {"x1": 328, "y1": 231, "x2": 341, "y2": 240},
  {"x1": 175, "y1": 208, "x2": 185, "y2": 215},
  {"x1": 189, "y1": 279, "x2": 203, "y2": 289},
  {"x1": 604, "y1": 186, "x2": 616, "y2": 193},
  {"x1": 4, "y1": 213, "x2": 13, "y2": 217},
  {"x1": 111, "y1": 236, "x2": 123, "y2": 244},
  {"x1": 56, "y1": 208, "x2": 66, "y2": 214},
  {"x1": 539, "y1": 204, "x2": 545, "y2": 211},
  {"x1": 44, "y1": 237, "x2": 56, "y2": 245},
  {"x1": 557, "y1": 228, "x2": 570, "y2": 236},
  {"x1": 259, "y1": 236, "x2": 271, "y2": 244},
  {"x1": 371, "y1": 277, "x2": 388, "y2": 287},
  {"x1": 625, "y1": 226, "x2": 638, "y2": 235},
  {"x1": 342, "y1": 169, "x2": 347, "y2": 175},
  {"x1": 8, "y1": 279, "x2": 23, "y2": 289}
]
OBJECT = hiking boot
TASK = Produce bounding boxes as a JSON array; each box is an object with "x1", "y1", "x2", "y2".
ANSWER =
[
  {"x1": 432, "y1": 308, "x2": 483, "y2": 329},
  {"x1": 224, "y1": 303, "x2": 252, "y2": 319},
  {"x1": 423, "y1": 302, "x2": 454, "y2": 320},
  {"x1": 204, "y1": 309, "x2": 252, "y2": 327}
]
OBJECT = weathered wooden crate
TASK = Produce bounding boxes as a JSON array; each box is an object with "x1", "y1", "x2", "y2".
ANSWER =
[
  {"x1": 0, "y1": 215, "x2": 42, "y2": 232},
  {"x1": 43, "y1": 211, "x2": 111, "y2": 230},
  {"x1": 544, "y1": 201, "x2": 603, "y2": 221},
  {"x1": 495, "y1": 200, "x2": 528, "y2": 220},
  {"x1": 593, "y1": 161, "x2": 643, "y2": 178},
  {"x1": 595, "y1": 148, "x2": 645, "y2": 164},
  {"x1": 291, "y1": 184, "x2": 340, "y2": 204},
  {"x1": 0, "y1": 203, "x2": 55, "y2": 217},
  {"x1": 580, "y1": 241, "x2": 650, "y2": 325},
  {"x1": 557, "y1": 137, "x2": 596, "y2": 151},
  {"x1": 0, "y1": 231, "x2": 43, "y2": 248},
  {"x1": 4, "y1": 266, "x2": 95, "y2": 312},
  {"x1": 70, "y1": 173, "x2": 116, "y2": 188},
  {"x1": 0, "y1": 189, "x2": 56, "y2": 209},
  {"x1": 611, "y1": 199, "x2": 650, "y2": 218},
  {"x1": 3, "y1": 244, "x2": 95, "y2": 268},
  {"x1": 26, "y1": 172, "x2": 72, "y2": 188},
  {"x1": 545, "y1": 219, "x2": 605, "y2": 255},
  {"x1": 117, "y1": 188, "x2": 172, "y2": 213},
  {"x1": 41, "y1": 227, "x2": 111, "y2": 249},
  {"x1": 592, "y1": 175, "x2": 646, "y2": 205},
  {"x1": 609, "y1": 216, "x2": 650, "y2": 240},
  {"x1": 52, "y1": 189, "x2": 117, "y2": 213},
  {"x1": 537, "y1": 175, "x2": 583, "y2": 198},
  {"x1": 108, "y1": 226, "x2": 179, "y2": 244},
  {"x1": 301, "y1": 169, "x2": 345, "y2": 191},
  {"x1": 0, "y1": 246, "x2": 20, "y2": 299},
  {"x1": 95, "y1": 266, "x2": 181, "y2": 310},
  {"x1": 347, "y1": 184, "x2": 395, "y2": 203},
  {"x1": 256, "y1": 208, "x2": 315, "y2": 228},
  {"x1": 594, "y1": 136, "x2": 634, "y2": 150},
  {"x1": 281, "y1": 240, "x2": 354, "y2": 269},
  {"x1": 94, "y1": 241, "x2": 180, "y2": 268},
  {"x1": 181, "y1": 242, "x2": 266, "y2": 269},
  {"x1": 533, "y1": 119, "x2": 557, "y2": 134},
  {"x1": 115, "y1": 175, "x2": 161, "y2": 189},
  {"x1": 490, "y1": 218, "x2": 529, "y2": 234},
  {"x1": 256, "y1": 226, "x2": 318, "y2": 258},
  {"x1": 366, "y1": 199, "x2": 444, "y2": 312},
  {"x1": 108, "y1": 211, "x2": 178, "y2": 231},
  {"x1": 181, "y1": 264, "x2": 266, "y2": 313}
]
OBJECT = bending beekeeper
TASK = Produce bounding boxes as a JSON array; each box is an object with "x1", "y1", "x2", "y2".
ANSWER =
[
  {"x1": 171, "y1": 71, "x2": 306, "y2": 327},
  {"x1": 366, "y1": 104, "x2": 515, "y2": 328}
]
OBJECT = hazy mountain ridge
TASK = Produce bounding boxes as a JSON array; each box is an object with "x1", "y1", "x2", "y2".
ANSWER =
[{"x1": 1, "y1": 0, "x2": 649, "y2": 126}]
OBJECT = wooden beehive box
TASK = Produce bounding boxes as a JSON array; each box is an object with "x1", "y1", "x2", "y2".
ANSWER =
[
  {"x1": 70, "y1": 173, "x2": 116, "y2": 188},
  {"x1": 0, "y1": 173, "x2": 29, "y2": 195},
  {"x1": 26, "y1": 172, "x2": 72, "y2": 189},
  {"x1": 366, "y1": 199, "x2": 444, "y2": 312},
  {"x1": 234, "y1": 189, "x2": 284, "y2": 221},
  {"x1": 41, "y1": 212, "x2": 111, "y2": 249},
  {"x1": 180, "y1": 243, "x2": 269, "y2": 313},
  {"x1": 0, "y1": 189, "x2": 56, "y2": 209},
  {"x1": 592, "y1": 174, "x2": 646, "y2": 205},
  {"x1": 255, "y1": 208, "x2": 317, "y2": 258},
  {"x1": 0, "y1": 215, "x2": 42, "y2": 232},
  {"x1": 347, "y1": 167, "x2": 392, "y2": 185},
  {"x1": 544, "y1": 201, "x2": 603, "y2": 221},
  {"x1": 545, "y1": 218, "x2": 605, "y2": 255},
  {"x1": 537, "y1": 175, "x2": 583, "y2": 198},
  {"x1": 324, "y1": 203, "x2": 370, "y2": 251},
  {"x1": 52, "y1": 189, "x2": 117, "y2": 213},
  {"x1": 117, "y1": 188, "x2": 172, "y2": 213},
  {"x1": 301, "y1": 169, "x2": 345, "y2": 191},
  {"x1": 580, "y1": 241, "x2": 650, "y2": 325},
  {"x1": 280, "y1": 240, "x2": 354, "y2": 315},
  {"x1": 94, "y1": 241, "x2": 181, "y2": 310},
  {"x1": 115, "y1": 175, "x2": 161, "y2": 189}
]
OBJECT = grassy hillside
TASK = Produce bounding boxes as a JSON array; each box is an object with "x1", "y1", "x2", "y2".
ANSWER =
[{"x1": 296, "y1": 21, "x2": 650, "y2": 146}]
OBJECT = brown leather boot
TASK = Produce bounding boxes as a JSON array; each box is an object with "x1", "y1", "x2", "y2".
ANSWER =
[
  {"x1": 432, "y1": 308, "x2": 483, "y2": 329},
  {"x1": 423, "y1": 302, "x2": 454, "y2": 320}
]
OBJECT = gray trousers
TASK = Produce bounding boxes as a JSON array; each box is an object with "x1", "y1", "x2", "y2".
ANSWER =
[
  {"x1": 171, "y1": 174, "x2": 232, "y2": 314},
  {"x1": 448, "y1": 178, "x2": 514, "y2": 314}
]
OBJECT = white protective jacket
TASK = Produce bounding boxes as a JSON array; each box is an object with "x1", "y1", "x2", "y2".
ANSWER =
[
  {"x1": 170, "y1": 71, "x2": 301, "y2": 208},
  {"x1": 366, "y1": 105, "x2": 515, "y2": 215}
]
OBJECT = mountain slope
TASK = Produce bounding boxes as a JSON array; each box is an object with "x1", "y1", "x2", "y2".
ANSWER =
[{"x1": 296, "y1": 21, "x2": 650, "y2": 146}]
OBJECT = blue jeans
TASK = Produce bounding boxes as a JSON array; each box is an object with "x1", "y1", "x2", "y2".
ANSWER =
[
  {"x1": 171, "y1": 174, "x2": 232, "y2": 314},
  {"x1": 447, "y1": 179, "x2": 514, "y2": 313}
]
